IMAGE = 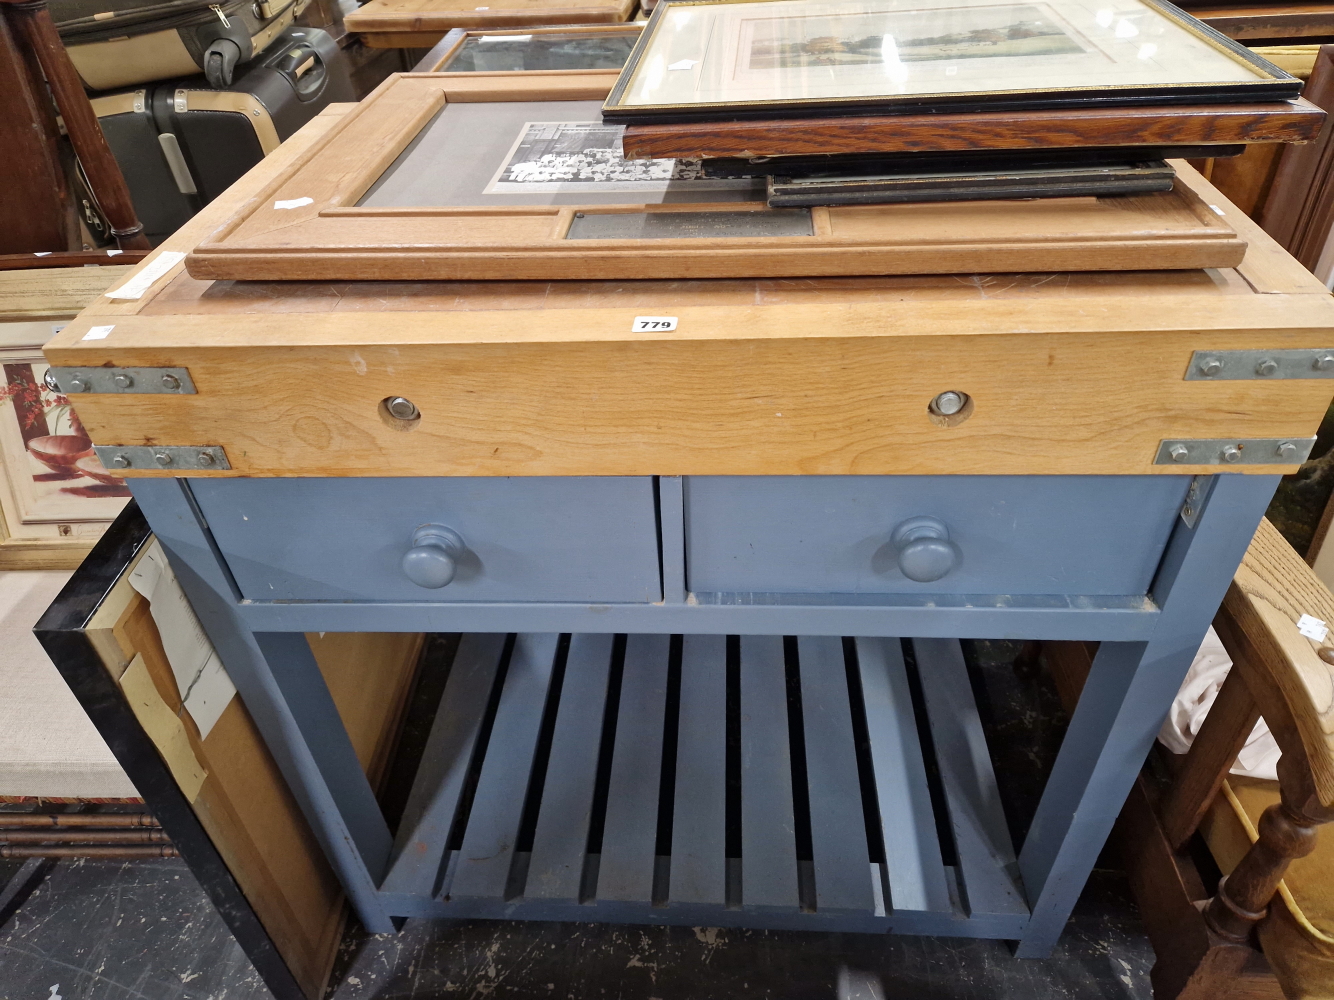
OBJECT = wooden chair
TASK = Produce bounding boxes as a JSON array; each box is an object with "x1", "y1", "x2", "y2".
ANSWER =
[
  {"x1": 0, "y1": 0, "x2": 149, "y2": 251},
  {"x1": 1042, "y1": 518, "x2": 1334, "y2": 1000}
]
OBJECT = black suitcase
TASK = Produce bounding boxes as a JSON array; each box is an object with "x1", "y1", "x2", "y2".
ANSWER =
[{"x1": 90, "y1": 26, "x2": 355, "y2": 245}]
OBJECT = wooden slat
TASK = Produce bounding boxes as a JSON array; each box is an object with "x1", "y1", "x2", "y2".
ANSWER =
[
  {"x1": 669, "y1": 634, "x2": 727, "y2": 905},
  {"x1": 912, "y1": 638, "x2": 1028, "y2": 918},
  {"x1": 449, "y1": 633, "x2": 559, "y2": 900},
  {"x1": 597, "y1": 633, "x2": 670, "y2": 902},
  {"x1": 344, "y1": 0, "x2": 635, "y2": 35},
  {"x1": 525, "y1": 633, "x2": 615, "y2": 901},
  {"x1": 618, "y1": 101, "x2": 1325, "y2": 160},
  {"x1": 739, "y1": 635, "x2": 800, "y2": 910},
  {"x1": 853, "y1": 637, "x2": 952, "y2": 914},
  {"x1": 796, "y1": 636, "x2": 877, "y2": 914},
  {"x1": 381, "y1": 632, "x2": 507, "y2": 895}
]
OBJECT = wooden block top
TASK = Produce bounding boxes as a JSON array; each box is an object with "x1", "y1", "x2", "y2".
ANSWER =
[
  {"x1": 344, "y1": 0, "x2": 635, "y2": 34},
  {"x1": 0, "y1": 264, "x2": 133, "y2": 321},
  {"x1": 620, "y1": 99, "x2": 1327, "y2": 161},
  {"x1": 42, "y1": 104, "x2": 1334, "y2": 480}
]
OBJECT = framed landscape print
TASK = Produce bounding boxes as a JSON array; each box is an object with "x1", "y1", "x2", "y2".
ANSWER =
[
  {"x1": 601, "y1": 0, "x2": 1302, "y2": 122},
  {"x1": 424, "y1": 25, "x2": 644, "y2": 73}
]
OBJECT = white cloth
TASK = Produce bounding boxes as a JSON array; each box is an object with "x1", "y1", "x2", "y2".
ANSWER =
[{"x1": 1157, "y1": 625, "x2": 1280, "y2": 780}]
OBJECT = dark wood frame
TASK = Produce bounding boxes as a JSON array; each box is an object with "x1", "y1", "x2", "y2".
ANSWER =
[
  {"x1": 602, "y1": 0, "x2": 1304, "y2": 123},
  {"x1": 32, "y1": 504, "x2": 308, "y2": 1000}
]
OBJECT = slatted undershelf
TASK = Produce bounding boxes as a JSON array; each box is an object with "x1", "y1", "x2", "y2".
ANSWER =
[{"x1": 378, "y1": 634, "x2": 1029, "y2": 939}]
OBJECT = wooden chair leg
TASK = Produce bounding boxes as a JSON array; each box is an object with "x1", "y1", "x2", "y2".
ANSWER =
[{"x1": 1, "y1": 0, "x2": 150, "y2": 250}]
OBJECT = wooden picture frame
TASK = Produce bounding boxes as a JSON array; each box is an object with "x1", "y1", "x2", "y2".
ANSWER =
[
  {"x1": 344, "y1": 0, "x2": 638, "y2": 50},
  {"x1": 183, "y1": 73, "x2": 1257, "y2": 283},
  {"x1": 0, "y1": 265, "x2": 132, "y2": 569},
  {"x1": 414, "y1": 23, "x2": 644, "y2": 74}
]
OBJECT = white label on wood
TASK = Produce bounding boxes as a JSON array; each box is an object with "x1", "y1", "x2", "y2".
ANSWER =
[
  {"x1": 1298, "y1": 614, "x2": 1329, "y2": 640},
  {"x1": 633, "y1": 316, "x2": 678, "y2": 332},
  {"x1": 273, "y1": 196, "x2": 314, "y2": 210},
  {"x1": 106, "y1": 251, "x2": 186, "y2": 299},
  {"x1": 82, "y1": 325, "x2": 115, "y2": 341}
]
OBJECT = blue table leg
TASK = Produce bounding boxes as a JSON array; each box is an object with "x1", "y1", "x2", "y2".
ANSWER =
[
  {"x1": 127, "y1": 479, "x2": 396, "y2": 934},
  {"x1": 1015, "y1": 473, "x2": 1279, "y2": 957}
]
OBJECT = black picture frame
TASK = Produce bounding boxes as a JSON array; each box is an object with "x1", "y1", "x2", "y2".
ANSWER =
[{"x1": 601, "y1": 0, "x2": 1303, "y2": 123}]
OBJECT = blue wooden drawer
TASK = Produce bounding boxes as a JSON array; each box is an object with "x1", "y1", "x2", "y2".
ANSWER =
[
  {"x1": 682, "y1": 475, "x2": 1190, "y2": 597},
  {"x1": 190, "y1": 477, "x2": 661, "y2": 603}
]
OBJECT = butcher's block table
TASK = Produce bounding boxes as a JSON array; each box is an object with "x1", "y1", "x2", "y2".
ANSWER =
[{"x1": 42, "y1": 104, "x2": 1334, "y2": 962}]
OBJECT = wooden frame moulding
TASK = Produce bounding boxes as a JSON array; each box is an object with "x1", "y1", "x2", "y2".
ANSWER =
[
  {"x1": 185, "y1": 74, "x2": 1264, "y2": 283},
  {"x1": 344, "y1": 0, "x2": 637, "y2": 48}
]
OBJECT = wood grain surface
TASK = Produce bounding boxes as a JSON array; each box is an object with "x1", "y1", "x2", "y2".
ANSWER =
[
  {"x1": 619, "y1": 100, "x2": 1326, "y2": 160},
  {"x1": 1189, "y1": 4, "x2": 1334, "y2": 40},
  {"x1": 1225, "y1": 517, "x2": 1334, "y2": 808},
  {"x1": 344, "y1": 0, "x2": 634, "y2": 34}
]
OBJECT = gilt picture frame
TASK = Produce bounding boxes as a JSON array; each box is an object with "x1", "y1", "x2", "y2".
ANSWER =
[{"x1": 601, "y1": 0, "x2": 1302, "y2": 123}]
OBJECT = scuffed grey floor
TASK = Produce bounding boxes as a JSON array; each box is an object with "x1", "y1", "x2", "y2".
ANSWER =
[
  {"x1": 0, "y1": 641, "x2": 1156, "y2": 999},
  {"x1": 0, "y1": 857, "x2": 1151, "y2": 1000}
]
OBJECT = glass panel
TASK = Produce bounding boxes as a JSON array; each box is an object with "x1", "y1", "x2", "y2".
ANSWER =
[
  {"x1": 358, "y1": 100, "x2": 765, "y2": 207},
  {"x1": 441, "y1": 28, "x2": 642, "y2": 72}
]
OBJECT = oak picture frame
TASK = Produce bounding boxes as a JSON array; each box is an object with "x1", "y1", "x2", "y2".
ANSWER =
[{"x1": 183, "y1": 73, "x2": 1263, "y2": 282}]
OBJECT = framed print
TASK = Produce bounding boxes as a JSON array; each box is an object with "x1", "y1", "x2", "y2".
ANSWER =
[
  {"x1": 421, "y1": 25, "x2": 645, "y2": 74},
  {"x1": 344, "y1": 0, "x2": 638, "y2": 50},
  {"x1": 182, "y1": 74, "x2": 1254, "y2": 282},
  {"x1": 601, "y1": 0, "x2": 1303, "y2": 123},
  {"x1": 0, "y1": 348, "x2": 131, "y2": 568}
]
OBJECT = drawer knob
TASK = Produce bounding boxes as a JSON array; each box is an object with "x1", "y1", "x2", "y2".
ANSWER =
[
  {"x1": 891, "y1": 516, "x2": 960, "y2": 583},
  {"x1": 402, "y1": 525, "x2": 466, "y2": 589}
]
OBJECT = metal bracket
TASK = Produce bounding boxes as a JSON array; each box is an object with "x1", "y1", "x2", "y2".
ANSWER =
[
  {"x1": 174, "y1": 89, "x2": 188, "y2": 113},
  {"x1": 46, "y1": 367, "x2": 195, "y2": 395},
  {"x1": 1179, "y1": 475, "x2": 1208, "y2": 528},
  {"x1": 93, "y1": 445, "x2": 229, "y2": 471},
  {"x1": 1155, "y1": 436, "x2": 1316, "y2": 466},
  {"x1": 1185, "y1": 349, "x2": 1334, "y2": 380}
]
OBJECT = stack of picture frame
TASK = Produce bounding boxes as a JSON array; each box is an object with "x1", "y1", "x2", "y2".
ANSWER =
[{"x1": 600, "y1": 0, "x2": 1321, "y2": 208}]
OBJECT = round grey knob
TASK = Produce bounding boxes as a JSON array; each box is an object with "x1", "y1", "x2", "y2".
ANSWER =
[
  {"x1": 401, "y1": 524, "x2": 466, "y2": 589},
  {"x1": 154, "y1": 452, "x2": 173, "y2": 466},
  {"x1": 110, "y1": 453, "x2": 131, "y2": 469},
  {"x1": 890, "y1": 516, "x2": 961, "y2": 584},
  {"x1": 931, "y1": 391, "x2": 967, "y2": 416},
  {"x1": 387, "y1": 396, "x2": 419, "y2": 420}
]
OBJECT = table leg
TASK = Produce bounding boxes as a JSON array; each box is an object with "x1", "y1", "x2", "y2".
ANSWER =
[
  {"x1": 127, "y1": 478, "x2": 396, "y2": 934},
  {"x1": 1015, "y1": 473, "x2": 1279, "y2": 957}
]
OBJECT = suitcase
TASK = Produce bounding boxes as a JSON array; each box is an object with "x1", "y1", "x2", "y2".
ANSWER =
[
  {"x1": 53, "y1": 0, "x2": 313, "y2": 90},
  {"x1": 89, "y1": 26, "x2": 354, "y2": 245}
]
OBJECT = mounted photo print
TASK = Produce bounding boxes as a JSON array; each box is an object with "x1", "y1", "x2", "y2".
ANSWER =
[{"x1": 601, "y1": 0, "x2": 1302, "y2": 122}]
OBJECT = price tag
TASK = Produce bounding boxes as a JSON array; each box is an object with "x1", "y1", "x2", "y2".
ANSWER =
[
  {"x1": 1298, "y1": 614, "x2": 1329, "y2": 641},
  {"x1": 632, "y1": 316, "x2": 678, "y2": 332}
]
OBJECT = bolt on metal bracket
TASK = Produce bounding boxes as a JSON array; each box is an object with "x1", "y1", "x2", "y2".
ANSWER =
[
  {"x1": 47, "y1": 367, "x2": 195, "y2": 395},
  {"x1": 93, "y1": 445, "x2": 229, "y2": 471},
  {"x1": 1179, "y1": 475, "x2": 1209, "y2": 528},
  {"x1": 1185, "y1": 349, "x2": 1334, "y2": 380},
  {"x1": 1155, "y1": 436, "x2": 1316, "y2": 466}
]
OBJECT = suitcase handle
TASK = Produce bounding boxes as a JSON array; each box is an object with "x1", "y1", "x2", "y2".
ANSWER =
[{"x1": 278, "y1": 42, "x2": 326, "y2": 99}]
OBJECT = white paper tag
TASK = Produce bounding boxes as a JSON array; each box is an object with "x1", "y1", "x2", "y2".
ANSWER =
[
  {"x1": 273, "y1": 196, "x2": 314, "y2": 210},
  {"x1": 1298, "y1": 614, "x2": 1329, "y2": 641},
  {"x1": 33, "y1": 252, "x2": 51, "y2": 257},
  {"x1": 81, "y1": 324, "x2": 115, "y2": 341},
  {"x1": 129, "y1": 540, "x2": 236, "y2": 738},
  {"x1": 1209, "y1": 204, "x2": 1226, "y2": 217},
  {"x1": 632, "y1": 316, "x2": 678, "y2": 332},
  {"x1": 480, "y1": 33, "x2": 527, "y2": 40},
  {"x1": 106, "y1": 251, "x2": 186, "y2": 300},
  {"x1": 106, "y1": 249, "x2": 123, "y2": 256}
]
